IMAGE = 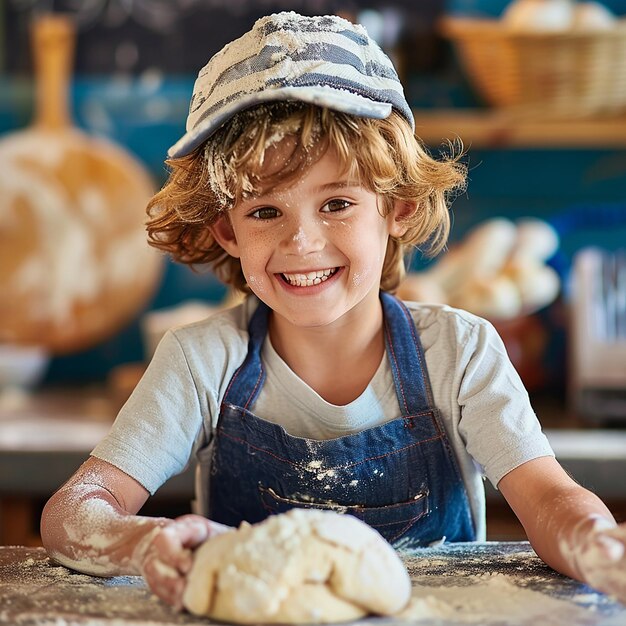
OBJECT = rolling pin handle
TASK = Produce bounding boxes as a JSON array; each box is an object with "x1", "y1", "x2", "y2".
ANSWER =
[{"x1": 31, "y1": 14, "x2": 75, "y2": 130}]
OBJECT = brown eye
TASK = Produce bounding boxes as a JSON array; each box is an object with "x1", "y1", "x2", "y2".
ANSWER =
[
  {"x1": 250, "y1": 207, "x2": 279, "y2": 219},
  {"x1": 322, "y1": 199, "x2": 351, "y2": 213}
]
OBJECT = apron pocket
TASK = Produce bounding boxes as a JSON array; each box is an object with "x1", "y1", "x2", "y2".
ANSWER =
[{"x1": 258, "y1": 485, "x2": 429, "y2": 543}]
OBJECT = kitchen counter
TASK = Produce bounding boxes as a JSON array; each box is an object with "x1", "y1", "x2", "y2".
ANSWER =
[
  {"x1": 0, "y1": 387, "x2": 192, "y2": 498},
  {"x1": 1, "y1": 543, "x2": 625, "y2": 625},
  {"x1": 0, "y1": 388, "x2": 193, "y2": 545}
]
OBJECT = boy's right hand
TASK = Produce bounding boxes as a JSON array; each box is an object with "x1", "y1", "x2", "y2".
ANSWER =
[{"x1": 134, "y1": 514, "x2": 230, "y2": 610}]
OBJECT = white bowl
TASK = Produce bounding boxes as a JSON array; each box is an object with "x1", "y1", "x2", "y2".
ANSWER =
[{"x1": 0, "y1": 345, "x2": 50, "y2": 389}]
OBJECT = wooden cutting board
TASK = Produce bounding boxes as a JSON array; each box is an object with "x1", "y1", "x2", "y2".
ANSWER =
[{"x1": 0, "y1": 15, "x2": 162, "y2": 354}]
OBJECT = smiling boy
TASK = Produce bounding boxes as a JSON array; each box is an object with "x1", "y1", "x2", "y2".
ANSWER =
[{"x1": 41, "y1": 11, "x2": 626, "y2": 611}]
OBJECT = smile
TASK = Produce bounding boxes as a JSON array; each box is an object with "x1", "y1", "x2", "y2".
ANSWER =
[{"x1": 281, "y1": 268, "x2": 338, "y2": 287}]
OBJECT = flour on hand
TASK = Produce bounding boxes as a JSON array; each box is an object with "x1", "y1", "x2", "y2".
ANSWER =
[
  {"x1": 565, "y1": 516, "x2": 626, "y2": 604},
  {"x1": 182, "y1": 509, "x2": 411, "y2": 624}
]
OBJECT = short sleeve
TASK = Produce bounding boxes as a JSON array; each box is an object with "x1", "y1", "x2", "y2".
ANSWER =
[
  {"x1": 91, "y1": 330, "x2": 205, "y2": 494},
  {"x1": 456, "y1": 319, "x2": 555, "y2": 488}
]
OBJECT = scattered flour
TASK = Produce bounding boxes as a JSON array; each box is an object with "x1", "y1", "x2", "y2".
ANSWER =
[
  {"x1": 398, "y1": 544, "x2": 625, "y2": 625},
  {"x1": 49, "y1": 479, "x2": 152, "y2": 577},
  {"x1": 399, "y1": 574, "x2": 600, "y2": 625},
  {"x1": 559, "y1": 515, "x2": 626, "y2": 603},
  {"x1": 4, "y1": 542, "x2": 626, "y2": 626}
]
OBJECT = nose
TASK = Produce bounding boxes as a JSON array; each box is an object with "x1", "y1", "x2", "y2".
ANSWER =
[{"x1": 279, "y1": 215, "x2": 326, "y2": 256}]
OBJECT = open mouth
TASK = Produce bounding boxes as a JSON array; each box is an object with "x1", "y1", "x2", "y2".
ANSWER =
[{"x1": 280, "y1": 268, "x2": 338, "y2": 287}]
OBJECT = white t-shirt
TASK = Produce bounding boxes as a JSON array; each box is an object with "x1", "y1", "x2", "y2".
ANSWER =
[{"x1": 92, "y1": 296, "x2": 554, "y2": 540}]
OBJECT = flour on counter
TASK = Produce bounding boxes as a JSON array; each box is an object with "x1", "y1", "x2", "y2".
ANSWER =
[
  {"x1": 0, "y1": 548, "x2": 206, "y2": 626},
  {"x1": 398, "y1": 574, "x2": 600, "y2": 625},
  {"x1": 398, "y1": 544, "x2": 624, "y2": 626}
]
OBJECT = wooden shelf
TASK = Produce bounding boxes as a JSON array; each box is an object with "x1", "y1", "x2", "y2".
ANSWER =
[{"x1": 412, "y1": 109, "x2": 626, "y2": 149}]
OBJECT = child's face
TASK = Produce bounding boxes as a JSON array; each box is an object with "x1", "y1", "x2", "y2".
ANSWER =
[{"x1": 211, "y1": 140, "x2": 410, "y2": 330}]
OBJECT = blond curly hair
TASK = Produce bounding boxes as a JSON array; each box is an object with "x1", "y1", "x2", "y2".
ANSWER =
[{"x1": 146, "y1": 102, "x2": 465, "y2": 293}]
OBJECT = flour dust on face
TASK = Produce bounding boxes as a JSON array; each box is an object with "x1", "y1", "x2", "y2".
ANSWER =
[{"x1": 211, "y1": 143, "x2": 406, "y2": 336}]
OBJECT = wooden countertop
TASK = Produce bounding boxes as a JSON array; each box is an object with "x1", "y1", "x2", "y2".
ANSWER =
[{"x1": 1, "y1": 543, "x2": 625, "y2": 625}]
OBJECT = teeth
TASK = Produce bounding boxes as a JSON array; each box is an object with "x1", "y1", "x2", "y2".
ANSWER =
[{"x1": 282, "y1": 268, "x2": 336, "y2": 287}]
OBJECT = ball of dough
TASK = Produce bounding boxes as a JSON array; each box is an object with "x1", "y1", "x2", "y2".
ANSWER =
[{"x1": 182, "y1": 509, "x2": 412, "y2": 624}]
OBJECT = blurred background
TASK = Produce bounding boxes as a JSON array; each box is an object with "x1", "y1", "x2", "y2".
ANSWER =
[{"x1": 1, "y1": 0, "x2": 625, "y2": 544}]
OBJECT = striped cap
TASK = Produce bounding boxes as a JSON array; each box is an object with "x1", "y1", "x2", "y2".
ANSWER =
[{"x1": 167, "y1": 11, "x2": 414, "y2": 158}]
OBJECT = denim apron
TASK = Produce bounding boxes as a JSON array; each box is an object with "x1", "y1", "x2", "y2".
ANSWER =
[{"x1": 201, "y1": 292, "x2": 475, "y2": 548}]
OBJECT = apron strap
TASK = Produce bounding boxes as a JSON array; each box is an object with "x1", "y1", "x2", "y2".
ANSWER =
[
  {"x1": 222, "y1": 299, "x2": 269, "y2": 409},
  {"x1": 381, "y1": 291, "x2": 435, "y2": 416}
]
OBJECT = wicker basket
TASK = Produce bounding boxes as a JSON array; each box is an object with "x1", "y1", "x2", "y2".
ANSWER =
[{"x1": 441, "y1": 17, "x2": 626, "y2": 118}]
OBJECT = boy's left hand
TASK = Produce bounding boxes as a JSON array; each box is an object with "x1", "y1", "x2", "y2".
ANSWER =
[{"x1": 568, "y1": 517, "x2": 626, "y2": 603}]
